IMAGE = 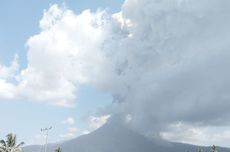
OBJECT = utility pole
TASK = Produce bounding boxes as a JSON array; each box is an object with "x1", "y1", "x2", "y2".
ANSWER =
[{"x1": 41, "y1": 126, "x2": 52, "y2": 152}]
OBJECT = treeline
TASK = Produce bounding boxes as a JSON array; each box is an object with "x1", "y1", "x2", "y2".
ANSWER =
[{"x1": 189, "y1": 145, "x2": 217, "y2": 152}]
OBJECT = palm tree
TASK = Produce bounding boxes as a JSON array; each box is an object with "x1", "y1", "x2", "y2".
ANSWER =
[
  {"x1": 55, "y1": 147, "x2": 62, "y2": 152},
  {"x1": 211, "y1": 145, "x2": 217, "y2": 152},
  {"x1": 0, "y1": 133, "x2": 24, "y2": 152},
  {"x1": 197, "y1": 148, "x2": 203, "y2": 152}
]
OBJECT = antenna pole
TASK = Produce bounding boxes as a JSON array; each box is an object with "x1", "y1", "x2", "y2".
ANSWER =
[{"x1": 41, "y1": 126, "x2": 52, "y2": 152}]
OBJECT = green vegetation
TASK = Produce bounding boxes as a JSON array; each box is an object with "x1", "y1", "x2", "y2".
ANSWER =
[
  {"x1": 197, "y1": 148, "x2": 203, "y2": 152},
  {"x1": 211, "y1": 145, "x2": 217, "y2": 152},
  {"x1": 195, "y1": 145, "x2": 218, "y2": 152},
  {"x1": 0, "y1": 133, "x2": 24, "y2": 152},
  {"x1": 0, "y1": 133, "x2": 64, "y2": 152},
  {"x1": 55, "y1": 147, "x2": 62, "y2": 152}
]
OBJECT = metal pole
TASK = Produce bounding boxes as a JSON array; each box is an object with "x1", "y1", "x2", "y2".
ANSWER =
[{"x1": 41, "y1": 127, "x2": 52, "y2": 152}]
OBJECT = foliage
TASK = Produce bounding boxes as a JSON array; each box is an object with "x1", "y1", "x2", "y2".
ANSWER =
[
  {"x1": 0, "y1": 133, "x2": 24, "y2": 152},
  {"x1": 211, "y1": 145, "x2": 217, "y2": 152},
  {"x1": 55, "y1": 147, "x2": 62, "y2": 152}
]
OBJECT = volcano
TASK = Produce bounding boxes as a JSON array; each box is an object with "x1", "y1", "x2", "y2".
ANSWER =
[{"x1": 23, "y1": 122, "x2": 229, "y2": 152}]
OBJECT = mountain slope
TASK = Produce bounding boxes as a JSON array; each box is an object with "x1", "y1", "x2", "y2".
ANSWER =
[{"x1": 23, "y1": 123, "x2": 230, "y2": 152}]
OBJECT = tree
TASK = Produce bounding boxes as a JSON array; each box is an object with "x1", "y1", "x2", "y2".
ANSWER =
[
  {"x1": 211, "y1": 145, "x2": 217, "y2": 152},
  {"x1": 55, "y1": 147, "x2": 62, "y2": 152},
  {"x1": 198, "y1": 148, "x2": 203, "y2": 152},
  {"x1": 0, "y1": 133, "x2": 24, "y2": 152}
]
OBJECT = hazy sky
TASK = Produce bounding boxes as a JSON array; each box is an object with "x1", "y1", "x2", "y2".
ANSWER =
[{"x1": 1, "y1": 0, "x2": 230, "y2": 147}]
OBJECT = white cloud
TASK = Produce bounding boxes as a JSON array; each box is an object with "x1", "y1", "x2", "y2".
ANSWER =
[
  {"x1": 0, "y1": 4, "x2": 111, "y2": 107},
  {"x1": 28, "y1": 134, "x2": 44, "y2": 145},
  {"x1": 0, "y1": 54, "x2": 19, "y2": 79},
  {"x1": 83, "y1": 115, "x2": 110, "y2": 134},
  {"x1": 161, "y1": 122, "x2": 230, "y2": 147},
  {"x1": 17, "y1": 5, "x2": 111, "y2": 107},
  {"x1": 59, "y1": 127, "x2": 78, "y2": 140},
  {"x1": 60, "y1": 115, "x2": 110, "y2": 138},
  {"x1": 62, "y1": 117, "x2": 75, "y2": 125},
  {"x1": 0, "y1": 55, "x2": 19, "y2": 99},
  {"x1": 88, "y1": 115, "x2": 111, "y2": 131},
  {"x1": 0, "y1": 79, "x2": 16, "y2": 99},
  {"x1": 59, "y1": 117, "x2": 78, "y2": 140},
  {"x1": 160, "y1": 122, "x2": 207, "y2": 145},
  {"x1": 125, "y1": 114, "x2": 132, "y2": 124}
]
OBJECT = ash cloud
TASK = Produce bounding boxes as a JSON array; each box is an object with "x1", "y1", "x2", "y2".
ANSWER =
[{"x1": 99, "y1": 0, "x2": 230, "y2": 136}]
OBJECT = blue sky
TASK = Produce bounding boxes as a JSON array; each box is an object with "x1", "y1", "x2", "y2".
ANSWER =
[{"x1": 0, "y1": 0, "x2": 123, "y2": 145}]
